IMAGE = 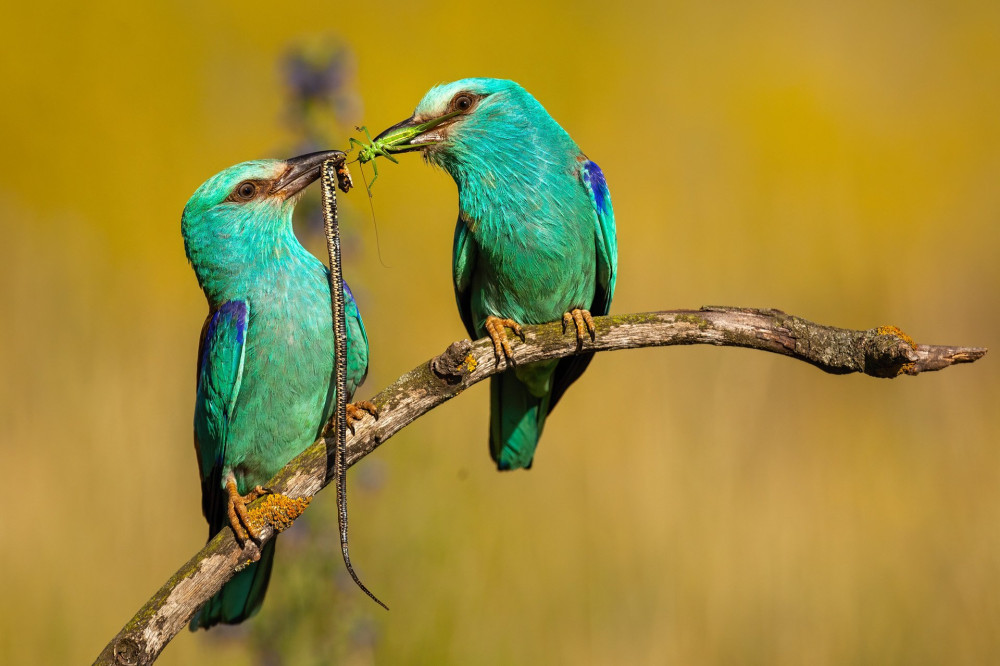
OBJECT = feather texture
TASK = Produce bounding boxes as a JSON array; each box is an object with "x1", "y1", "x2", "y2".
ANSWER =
[
  {"x1": 410, "y1": 79, "x2": 618, "y2": 469},
  {"x1": 182, "y1": 158, "x2": 369, "y2": 628}
]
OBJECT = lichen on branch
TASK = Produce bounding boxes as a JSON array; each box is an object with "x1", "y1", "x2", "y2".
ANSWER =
[{"x1": 94, "y1": 306, "x2": 986, "y2": 666}]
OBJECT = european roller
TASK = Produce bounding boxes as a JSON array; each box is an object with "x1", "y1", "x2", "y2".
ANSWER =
[
  {"x1": 368, "y1": 78, "x2": 617, "y2": 470},
  {"x1": 182, "y1": 151, "x2": 376, "y2": 629}
]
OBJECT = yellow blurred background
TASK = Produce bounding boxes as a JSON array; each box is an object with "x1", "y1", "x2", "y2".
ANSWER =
[{"x1": 2, "y1": 1, "x2": 998, "y2": 663}]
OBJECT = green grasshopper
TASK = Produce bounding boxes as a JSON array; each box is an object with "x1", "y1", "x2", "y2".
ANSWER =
[
  {"x1": 348, "y1": 126, "x2": 399, "y2": 190},
  {"x1": 347, "y1": 109, "x2": 464, "y2": 190}
]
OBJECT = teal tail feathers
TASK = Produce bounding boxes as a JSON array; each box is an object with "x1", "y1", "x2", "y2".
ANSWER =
[
  {"x1": 489, "y1": 372, "x2": 551, "y2": 471},
  {"x1": 190, "y1": 539, "x2": 276, "y2": 630}
]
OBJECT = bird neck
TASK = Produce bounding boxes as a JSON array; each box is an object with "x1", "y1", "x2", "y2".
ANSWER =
[
  {"x1": 184, "y1": 207, "x2": 321, "y2": 308},
  {"x1": 441, "y1": 128, "x2": 582, "y2": 250}
]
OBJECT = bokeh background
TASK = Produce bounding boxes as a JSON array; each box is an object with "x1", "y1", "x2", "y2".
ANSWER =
[{"x1": 2, "y1": 1, "x2": 998, "y2": 664}]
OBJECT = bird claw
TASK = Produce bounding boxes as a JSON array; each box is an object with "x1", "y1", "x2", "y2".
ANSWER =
[
  {"x1": 562, "y1": 309, "x2": 596, "y2": 350},
  {"x1": 484, "y1": 316, "x2": 524, "y2": 367},
  {"x1": 345, "y1": 401, "x2": 380, "y2": 435},
  {"x1": 226, "y1": 478, "x2": 273, "y2": 548}
]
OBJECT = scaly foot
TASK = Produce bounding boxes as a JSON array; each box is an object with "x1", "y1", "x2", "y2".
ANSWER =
[
  {"x1": 485, "y1": 315, "x2": 525, "y2": 366},
  {"x1": 346, "y1": 400, "x2": 379, "y2": 435},
  {"x1": 562, "y1": 308, "x2": 596, "y2": 350},
  {"x1": 225, "y1": 476, "x2": 272, "y2": 547}
]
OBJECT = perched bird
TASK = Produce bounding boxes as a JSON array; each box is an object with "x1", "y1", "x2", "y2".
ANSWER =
[
  {"x1": 182, "y1": 151, "x2": 376, "y2": 629},
  {"x1": 368, "y1": 78, "x2": 617, "y2": 470}
]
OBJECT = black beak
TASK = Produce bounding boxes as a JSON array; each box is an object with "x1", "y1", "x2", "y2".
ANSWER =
[
  {"x1": 272, "y1": 150, "x2": 346, "y2": 199},
  {"x1": 373, "y1": 116, "x2": 416, "y2": 141},
  {"x1": 368, "y1": 108, "x2": 463, "y2": 156},
  {"x1": 370, "y1": 116, "x2": 428, "y2": 155}
]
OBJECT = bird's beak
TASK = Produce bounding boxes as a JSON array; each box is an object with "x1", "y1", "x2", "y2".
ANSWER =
[
  {"x1": 272, "y1": 150, "x2": 346, "y2": 200},
  {"x1": 370, "y1": 110, "x2": 464, "y2": 155}
]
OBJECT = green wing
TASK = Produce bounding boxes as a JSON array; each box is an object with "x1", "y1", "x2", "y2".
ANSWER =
[
  {"x1": 582, "y1": 159, "x2": 617, "y2": 316},
  {"x1": 550, "y1": 160, "x2": 617, "y2": 409},
  {"x1": 194, "y1": 300, "x2": 248, "y2": 532},
  {"x1": 453, "y1": 214, "x2": 479, "y2": 339},
  {"x1": 190, "y1": 300, "x2": 278, "y2": 629},
  {"x1": 343, "y1": 280, "x2": 370, "y2": 394}
]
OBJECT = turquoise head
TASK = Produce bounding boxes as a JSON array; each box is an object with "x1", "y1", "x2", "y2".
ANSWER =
[
  {"x1": 181, "y1": 150, "x2": 342, "y2": 303},
  {"x1": 370, "y1": 78, "x2": 579, "y2": 181}
]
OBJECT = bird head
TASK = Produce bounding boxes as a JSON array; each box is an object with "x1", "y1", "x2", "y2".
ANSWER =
[
  {"x1": 368, "y1": 78, "x2": 564, "y2": 173},
  {"x1": 181, "y1": 150, "x2": 343, "y2": 298},
  {"x1": 183, "y1": 150, "x2": 343, "y2": 222}
]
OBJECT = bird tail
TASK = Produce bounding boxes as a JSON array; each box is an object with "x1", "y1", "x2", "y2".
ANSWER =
[
  {"x1": 489, "y1": 371, "x2": 551, "y2": 471},
  {"x1": 189, "y1": 538, "x2": 276, "y2": 630}
]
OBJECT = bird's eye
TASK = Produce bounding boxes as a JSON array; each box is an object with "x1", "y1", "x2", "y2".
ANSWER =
[
  {"x1": 453, "y1": 94, "x2": 474, "y2": 112},
  {"x1": 235, "y1": 181, "x2": 257, "y2": 200}
]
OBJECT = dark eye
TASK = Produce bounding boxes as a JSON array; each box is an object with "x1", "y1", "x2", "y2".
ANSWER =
[
  {"x1": 453, "y1": 94, "x2": 474, "y2": 112},
  {"x1": 235, "y1": 181, "x2": 257, "y2": 200}
]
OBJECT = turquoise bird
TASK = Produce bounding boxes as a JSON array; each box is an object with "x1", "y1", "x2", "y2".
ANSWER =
[
  {"x1": 368, "y1": 78, "x2": 617, "y2": 470},
  {"x1": 182, "y1": 151, "x2": 377, "y2": 629}
]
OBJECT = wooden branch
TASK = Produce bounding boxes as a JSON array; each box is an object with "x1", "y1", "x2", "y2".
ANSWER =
[{"x1": 94, "y1": 307, "x2": 986, "y2": 665}]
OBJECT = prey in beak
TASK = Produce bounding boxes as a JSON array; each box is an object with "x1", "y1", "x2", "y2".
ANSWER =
[
  {"x1": 271, "y1": 150, "x2": 346, "y2": 200},
  {"x1": 348, "y1": 108, "x2": 466, "y2": 188},
  {"x1": 369, "y1": 109, "x2": 463, "y2": 155}
]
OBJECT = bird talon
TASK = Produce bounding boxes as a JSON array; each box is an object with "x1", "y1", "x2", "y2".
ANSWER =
[
  {"x1": 244, "y1": 485, "x2": 272, "y2": 502},
  {"x1": 226, "y1": 477, "x2": 260, "y2": 548},
  {"x1": 485, "y1": 316, "x2": 523, "y2": 366},
  {"x1": 346, "y1": 401, "x2": 379, "y2": 436},
  {"x1": 226, "y1": 477, "x2": 264, "y2": 547},
  {"x1": 564, "y1": 309, "x2": 596, "y2": 349},
  {"x1": 492, "y1": 336, "x2": 507, "y2": 364}
]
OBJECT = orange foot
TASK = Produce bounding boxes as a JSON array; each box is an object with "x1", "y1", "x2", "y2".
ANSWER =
[
  {"x1": 562, "y1": 308, "x2": 596, "y2": 349},
  {"x1": 225, "y1": 476, "x2": 272, "y2": 547},
  {"x1": 346, "y1": 400, "x2": 380, "y2": 435},
  {"x1": 485, "y1": 315, "x2": 525, "y2": 366}
]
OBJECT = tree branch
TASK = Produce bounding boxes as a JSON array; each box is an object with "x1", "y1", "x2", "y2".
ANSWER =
[{"x1": 94, "y1": 307, "x2": 986, "y2": 665}]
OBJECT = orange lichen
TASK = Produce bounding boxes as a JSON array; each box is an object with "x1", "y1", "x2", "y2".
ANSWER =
[
  {"x1": 877, "y1": 325, "x2": 918, "y2": 350},
  {"x1": 463, "y1": 353, "x2": 478, "y2": 373},
  {"x1": 246, "y1": 494, "x2": 311, "y2": 534}
]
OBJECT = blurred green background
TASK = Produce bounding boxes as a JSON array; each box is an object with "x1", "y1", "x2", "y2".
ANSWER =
[{"x1": 2, "y1": 1, "x2": 998, "y2": 664}]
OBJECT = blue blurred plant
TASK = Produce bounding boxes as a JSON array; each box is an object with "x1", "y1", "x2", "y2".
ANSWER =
[
  {"x1": 279, "y1": 36, "x2": 364, "y2": 242},
  {"x1": 202, "y1": 37, "x2": 385, "y2": 665},
  {"x1": 282, "y1": 36, "x2": 362, "y2": 151}
]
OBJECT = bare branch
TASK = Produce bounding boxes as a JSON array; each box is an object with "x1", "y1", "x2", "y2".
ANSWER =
[{"x1": 94, "y1": 307, "x2": 986, "y2": 665}]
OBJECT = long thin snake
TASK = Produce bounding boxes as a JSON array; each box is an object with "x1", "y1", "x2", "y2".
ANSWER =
[{"x1": 321, "y1": 156, "x2": 388, "y2": 610}]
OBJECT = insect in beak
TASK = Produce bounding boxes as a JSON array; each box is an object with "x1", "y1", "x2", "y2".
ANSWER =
[{"x1": 348, "y1": 110, "x2": 463, "y2": 188}]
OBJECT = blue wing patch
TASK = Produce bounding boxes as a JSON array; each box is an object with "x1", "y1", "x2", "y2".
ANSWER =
[
  {"x1": 200, "y1": 301, "x2": 247, "y2": 371},
  {"x1": 579, "y1": 160, "x2": 617, "y2": 315},
  {"x1": 582, "y1": 160, "x2": 611, "y2": 217},
  {"x1": 199, "y1": 300, "x2": 248, "y2": 425}
]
